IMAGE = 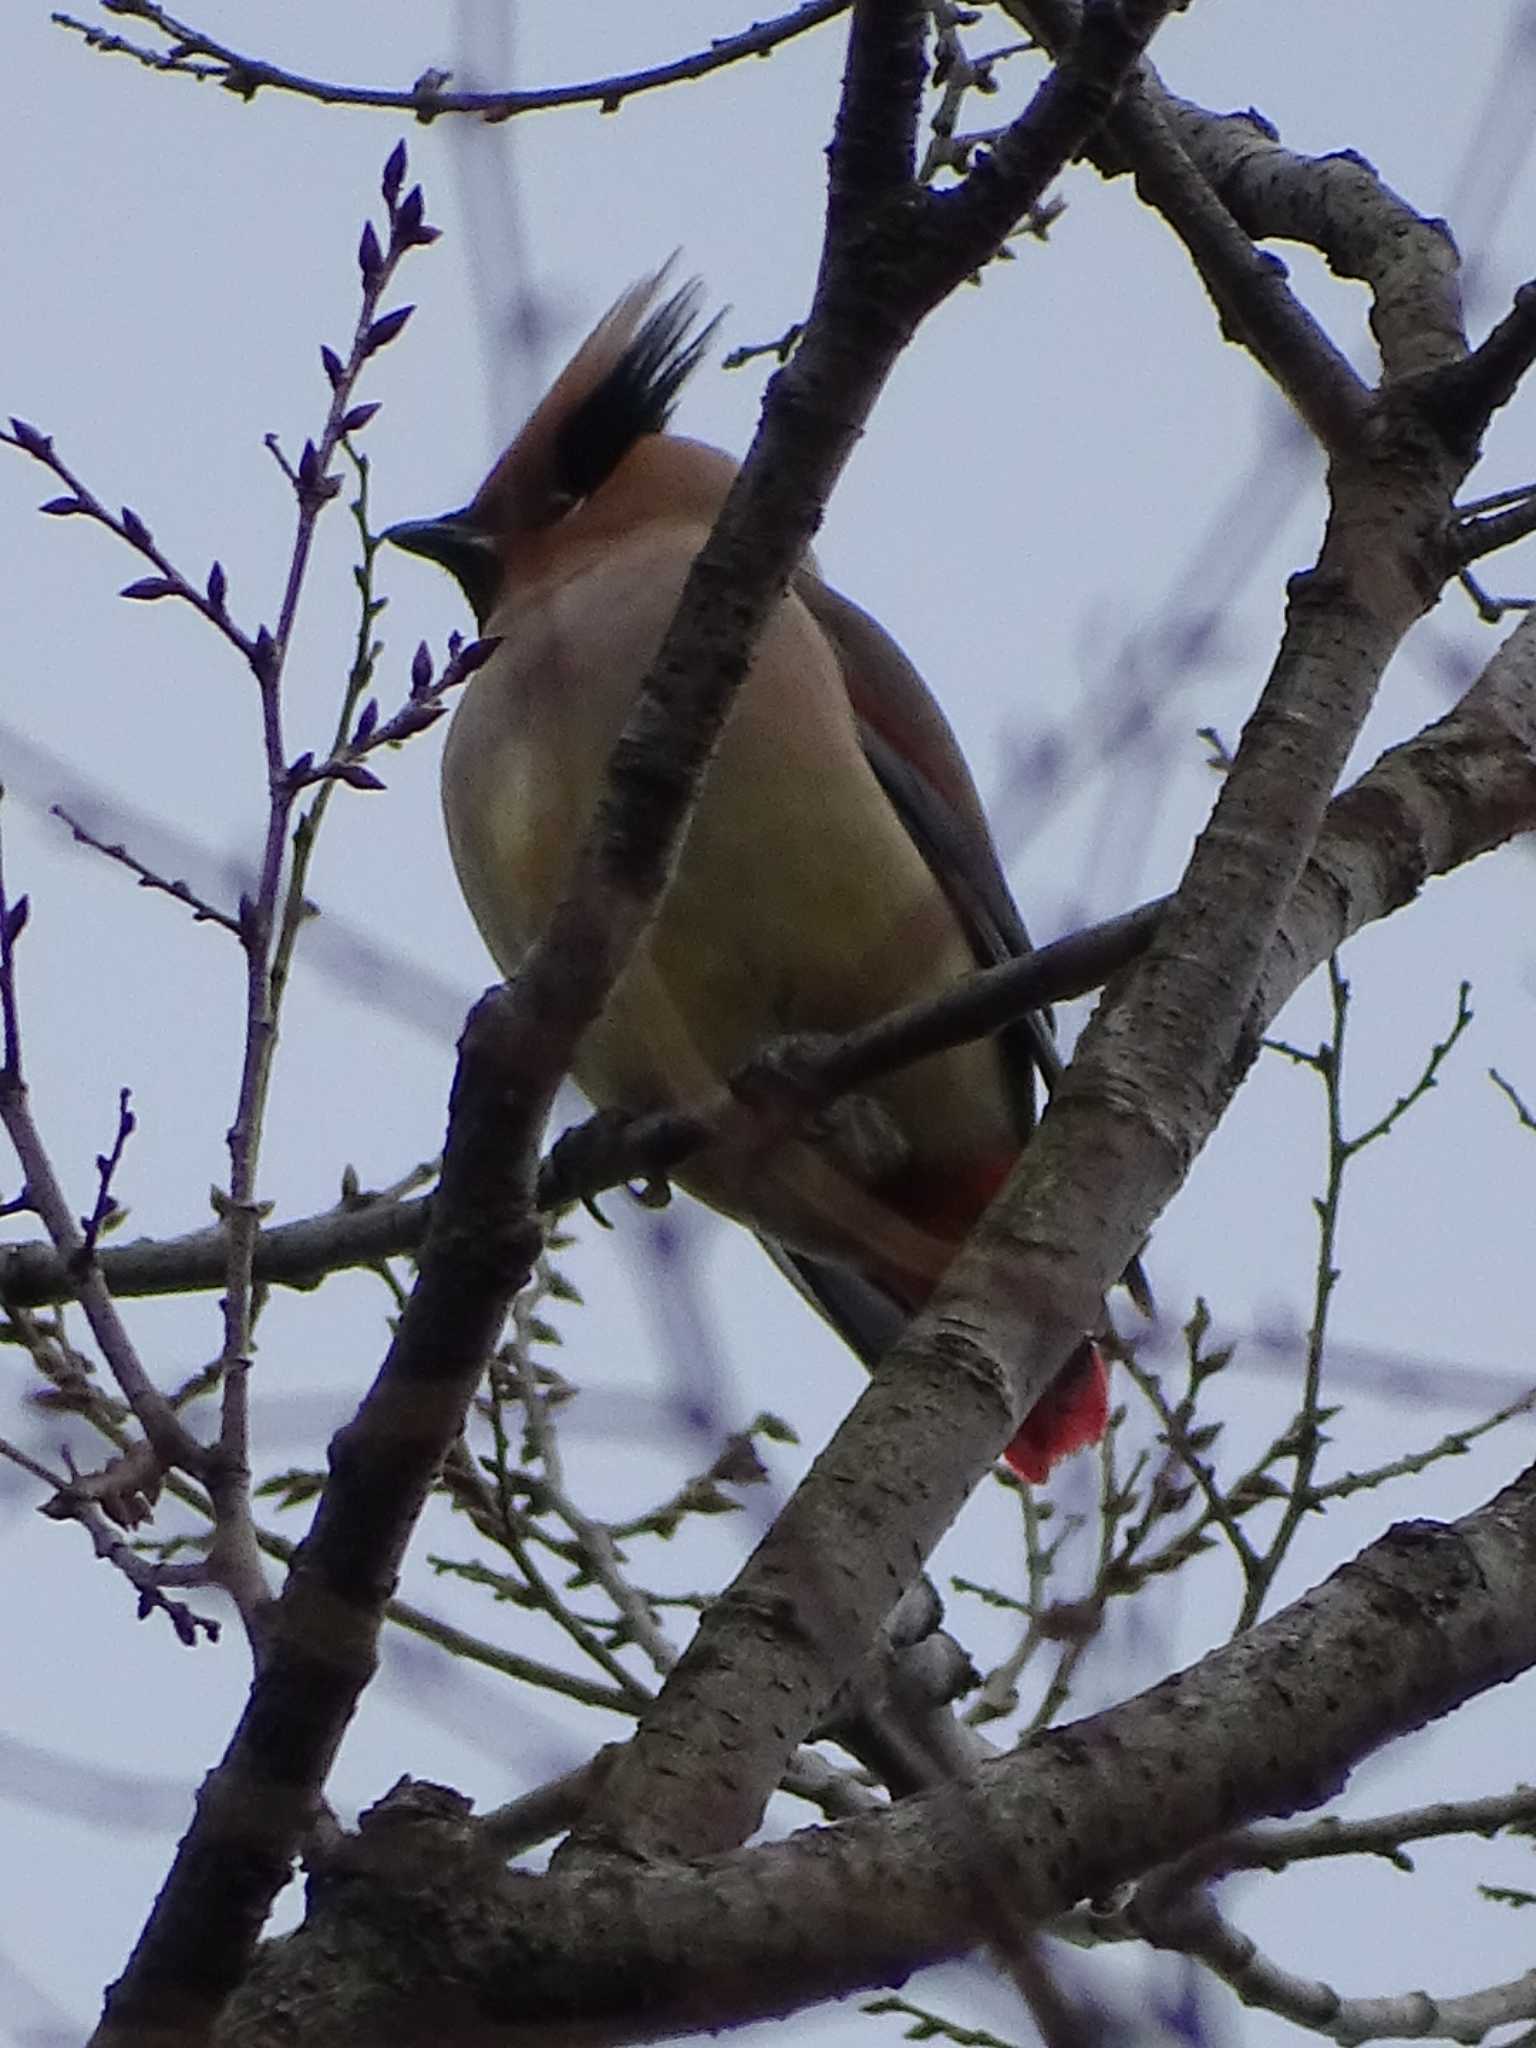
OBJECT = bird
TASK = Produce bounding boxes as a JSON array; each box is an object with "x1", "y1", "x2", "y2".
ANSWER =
[{"x1": 386, "y1": 270, "x2": 1125, "y2": 1483}]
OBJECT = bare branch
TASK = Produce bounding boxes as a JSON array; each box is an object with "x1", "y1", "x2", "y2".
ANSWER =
[
  {"x1": 0, "y1": 896, "x2": 1166, "y2": 1309},
  {"x1": 284, "y1": 634, "x2": 501, "y2": 795},
  {"x1": 1007, "y1": 0, "x2": 1469, "y2": 428},
  {"x1": 567, "y1": 19, "x2": 1491, "y2": 1870},
  {"x1": 822, "y1": 0, "x2": 927, "y2": 219},
  {"x1": 1229, "y1": 1787, "x2": 1536, "y2": 1873},
  {"x1": 1419, "y1": 279, "x2": 1536, "y2": 456},
  {"x1": 1002, "y1": 0, "x2": 1369, "y2": 446},
  {"x1": 0, "y1": 1439, "x2": 224, "y2": 1648},
  {"x1": 91, "y1": 971, "x2": 551, "y2": 2043},
  {"x1": 0, "y1": 418, "x2": 258, "y2": 661},
  {"x1": 1131, "y1": 1870, "x2": 1536, "y2": 2044},
  {"x1": 539, "y1": 893, "x2": 1168, "y2": 1215},
  {"x1": 221, "y1": 1461, "x2": 1536, "y2": 2041},
  {"x1": 78, "y1": 1087, "x2": 136, "y2": 1262},
  {"x1": 477, "y1": 1750, "x2": 619, "y2": 1861},
  {"x1": 1267, "y1": 604, "x2": 1536, "y2": 1013},
  {"x1": 0, "y1": 812, "x2": 208, "y2": 1484},
  {"x1": 50, "y1": 806, "x2": 244, "y2": 934},
  {"x1": 53, "y1": 0, "x2": 852, "y2": 119},
  {"x1": 1149, "y1": 96, "x2": 1467, "y2": 383},
  {"x1": 1454, "y1": 479, "x2": 1536, "y2": 569}
]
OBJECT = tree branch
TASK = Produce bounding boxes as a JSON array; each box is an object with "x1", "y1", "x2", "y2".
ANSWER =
[
  {"x1": 1265, "y1": 603, "x2": 1536, "y2": 1014},
  {"x1": 0, "y1": 897, "x2": 1167, "y2": 1310},
  {"x1": 0, "y1": 826, "x2": 209, "y2": 1484},
  {"x1": 91, "y1": 945, "x2": 559, "y2": 2046},
  {"x1": 1131, "y1": 1873, "x2": 1536, "y2": 2044},
  {"x1": 14, "y1": 563, "x2": 1533, "y2": 1334},
  {"x1": 1417, "y1": 279, "x2": 1536, "y2": 457},
  {"x1": 54, "y1": 0, "x2": 852, "y2": 118},
  {"x1": 1003, "y1": 1, "x2": 1465, "y2": 412},
  {"x1": 219, "y1": 1461, "x2": 1536, "y2": 2044},
  {"x1": 565, "y1": 28, "x2": 1499, "y2": 1867}
]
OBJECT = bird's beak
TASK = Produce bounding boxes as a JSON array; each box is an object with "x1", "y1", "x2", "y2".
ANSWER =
[{"x1": 383, "y1": 509, "x2": 501, "y2": 624}]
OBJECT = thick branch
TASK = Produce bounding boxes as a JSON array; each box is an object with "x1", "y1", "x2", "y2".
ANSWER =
[
  {"x1": 90, "y1": 4, "x2": 1187, "y2": 2028},
  {"x1": 220, "y1": 1462, "x2": 1536, "y2": 2045},
  {"x1": 581, "y1": 407, "x2": 1475, "y2": 1862},
  {"x1": 1149, "y1": 94, "x2": 1467, "y2": 382},
  {"x1": 822, "y1": 0, "x2": 926, "y2": 212},
  {"x1": 1265, "y1": 604, "x2": 1536, "y2": 1015},
  {"x1": 1005, "y1": 2, "x2": 1465, "y2": 403},
  {"x1": 1001, "y1": 0, "x2": 1368, "y2": 446},
  {"x1": 91, "y1": 986, "x2": 551, "y2": 2048},
  {"x1": 1114, "y1": 85, "x2": 1370, "y2": 449}
]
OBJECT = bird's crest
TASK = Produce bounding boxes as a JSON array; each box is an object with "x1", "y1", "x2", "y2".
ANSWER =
[{"x1": 470, "y1": 268, "x2": 720, "y2": 536}]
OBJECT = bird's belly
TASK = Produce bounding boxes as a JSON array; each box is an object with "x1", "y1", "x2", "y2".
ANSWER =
[{"x1": 440, "y1": 557, "x2": 1023, "y2": 1273}]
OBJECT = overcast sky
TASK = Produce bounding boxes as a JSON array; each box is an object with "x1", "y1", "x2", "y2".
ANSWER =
[{"x1": 4, "y1": 5, "x2": 1536, "y2": 2044}]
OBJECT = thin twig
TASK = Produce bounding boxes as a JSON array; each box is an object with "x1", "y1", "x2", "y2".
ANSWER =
[
  {"x1": 0, "y1": 805, "x2": 207, "y2": 1482},
  {"x1": 1130, "y1": 1867, "x2": 1536, "y2": 2045},
  {"x1": 78, "y1": 1088, "x2": 135, "y2": 1261},
  {"x1": 53, "y1": 0, "x2": 851, "y2": 118},
  {"x1": 50, "y1": 806, "x2": 243, "y2": 934},
  {"x1": 1241, "y1": 971, "x2": 1476, "y2": 1627}
]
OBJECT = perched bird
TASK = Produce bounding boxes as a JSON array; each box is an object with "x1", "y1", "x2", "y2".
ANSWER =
[{"x1": 388, "y1": 272, "x2": 1116, "y2": 1482}]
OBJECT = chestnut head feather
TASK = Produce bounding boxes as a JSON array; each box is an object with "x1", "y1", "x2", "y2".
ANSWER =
[{"x1": 386, "y1": 271, "x2": 720, "y2": 623}]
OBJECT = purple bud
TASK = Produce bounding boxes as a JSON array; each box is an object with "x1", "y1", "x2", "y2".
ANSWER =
[
  {"x1": 339, "y1": 401, "x2": 381, "y2": 436},
  {"x1": 381, "y1": 140, "x2": 408, "y2": 209},
  {"x1": 453, "y1": 635, "x2": 502, "y2": 680},
  {"x1": 320, "y1": 344, "x2": 345, "y2": 390},
  {"x1": 120, "y1": 507, "x2": 152, "y2": 549},
  {"x1": 391, "y1": 701, "x2": 445, "y2": 738},
  {"x1": 361, "y1": 305, "x2": 413, "y2": 357},
  {"x1": 334, "y1": 761, "x2": 387, "y2": 792},
  {"x1": 410, "y1": 641, "x2": 433, "y2": 694},
  {"x1": 358, "y1": 220, "x2": 383, "y2": 282},
  {"x1": 206, "y1": 561, "x2": 227, "y2": 609},
  {"x1": 353, "y1": 698, "x2": 380, "y2": 744},
  {"x1": 39, "y1": 496, "x2": 85, "y2": 516},
  {"x1": 8, "y1": 418, "x2": 51, "y2": 456},
  {"x1": 120, "y1": 577, "x2": 177, "y2": 602},
  {"x1": 393, "y1": 186, "x2": 425, "y2": 244}
]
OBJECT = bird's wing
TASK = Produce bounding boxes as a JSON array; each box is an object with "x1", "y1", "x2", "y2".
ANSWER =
[
  {"x1": 795, "y1": 573, "x2": 1155, "y2": 1325},
  {"x1": 794, "y1": 570, "x2": 1061, "y2": 1113}
]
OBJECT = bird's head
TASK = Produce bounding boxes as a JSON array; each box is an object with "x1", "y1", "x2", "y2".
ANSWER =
[{"x1": 385, "y1": 270, "x2": 722, "y2": 627}]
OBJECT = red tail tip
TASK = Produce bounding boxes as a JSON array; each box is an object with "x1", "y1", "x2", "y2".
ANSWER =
[{"x1": 1003, "y1": 1341, "x2": 1109, "y2": 1484}]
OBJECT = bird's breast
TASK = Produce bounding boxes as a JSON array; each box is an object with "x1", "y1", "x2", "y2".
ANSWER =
[{"x1": 440, "y1": 526, "x2": 1021, "y2": 1262}]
